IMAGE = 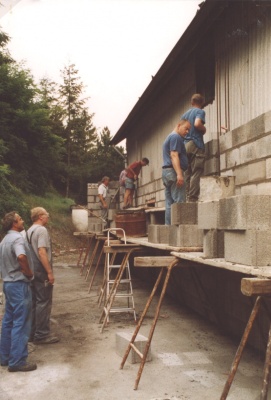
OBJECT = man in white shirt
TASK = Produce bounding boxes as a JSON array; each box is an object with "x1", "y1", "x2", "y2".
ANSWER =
[{"x1": 98, "y1": 176, "x2": 110, "y2": 224}]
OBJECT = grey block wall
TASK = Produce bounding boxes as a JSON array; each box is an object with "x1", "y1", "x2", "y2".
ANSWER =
[
  {"x1": 224, "y1": 229, "x2": 271, "y2": 266},
  {"x1": 198, "y1": 201, "x2": 219, "y2": 230},
  {"x1": 169, "y1": 225, "x2": 203, "y2": 247},
  {"x1": 203, "y1": 229, "x2": 224, "y2": 259},
  {"x1": 219, "y1": 195, "x2": 271, "y2": 230},
  {"x1": 171, "y1": 203, "x2": 198, "y2": 225}
]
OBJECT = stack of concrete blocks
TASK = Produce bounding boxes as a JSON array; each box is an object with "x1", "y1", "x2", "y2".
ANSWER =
[
  {"x1": 87, "y1": 181, "x2": 120, "y2": 233},
  {"x1": 169, "y1": 203, "x2": 203, "y2": 247},
  {"x1": 218, "y1": 195, "x2": 271, "y2": 266},
  {"x1": 198, "y1": 176, "x2": 236, "y2": 258},
  {"x1": 148, "y1": 224, "x2": 170, "y2": 244}
]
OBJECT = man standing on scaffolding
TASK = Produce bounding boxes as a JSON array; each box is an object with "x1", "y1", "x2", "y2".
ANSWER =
[{"x1": 98, "y1": 176, "x2": 110, "y2": 225}]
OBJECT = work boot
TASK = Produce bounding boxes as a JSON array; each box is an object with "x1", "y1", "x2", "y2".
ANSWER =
[{"x1": 8, "y1": 362, "x2": 37, "y2": 372}]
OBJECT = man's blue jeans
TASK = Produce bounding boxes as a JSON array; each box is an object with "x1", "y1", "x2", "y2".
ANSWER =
[
  {"x1": 162, "y1": 168, "x2": 186, "y2": 225},
  {"x1": 0, "y1": 281, "x2": 32, "y2": 367}
]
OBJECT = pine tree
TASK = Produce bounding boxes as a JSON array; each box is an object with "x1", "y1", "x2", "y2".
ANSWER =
[{"x1": 58, "y1": 63, "x2": 96, "y2": 197}]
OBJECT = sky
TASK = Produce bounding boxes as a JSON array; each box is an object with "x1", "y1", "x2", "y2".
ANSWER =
[{"x1": 0, "y1": 0, "x2": 202, "y2": 137}]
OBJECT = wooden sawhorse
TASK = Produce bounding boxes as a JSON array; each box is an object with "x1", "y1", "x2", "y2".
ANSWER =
[
  {"x1": 84, "y1": 234, "x2": 107, "y2": 282},
  {"x1": 73, "y1": 232, "x2": 96, "y2": 275},
  {"x1": 99, "y1": 244, "x2": 141, "y2": 333},
  {"x1": 120, "y1": 256, "x2": 179, "y2": 390},
  {"x1": 221, "y1": 277, "x2": 271, "y2": 400}
]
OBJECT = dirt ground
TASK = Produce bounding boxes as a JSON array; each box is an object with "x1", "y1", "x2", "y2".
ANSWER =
[{"x1": 0, "y1": 249, "x2": 268, "y2": 400}]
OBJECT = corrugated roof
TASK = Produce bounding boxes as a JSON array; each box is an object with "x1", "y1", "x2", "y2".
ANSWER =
[{"x1": 110, "y1": 0, "x2": 229, "y2": 145}]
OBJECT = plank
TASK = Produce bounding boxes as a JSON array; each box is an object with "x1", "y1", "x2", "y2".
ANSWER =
[
  {"x1": 134, "y1": 256, "x2": 177, "y2": 268},
  {"x1": 241, "y1": 278, "x2": 271, "y2": 296}
]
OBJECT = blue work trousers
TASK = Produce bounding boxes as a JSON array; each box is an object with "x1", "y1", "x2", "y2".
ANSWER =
[
  {"x1": 0, "y1": 281, "x2": 32, "y2": 367},
  {"x1": 162, "y1": 168, "x2": 186, "y2": 225}
]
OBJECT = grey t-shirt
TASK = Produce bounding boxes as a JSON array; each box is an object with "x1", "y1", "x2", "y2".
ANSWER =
[
  {"x1": 27, "y1": 224, "x2": 52, "y2": 265},
  {"x1": 0, "y1": 230, "x2": 34, "y2": 282}
]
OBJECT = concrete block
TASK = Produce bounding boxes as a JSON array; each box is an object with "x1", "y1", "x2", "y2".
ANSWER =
[
  {"x1": 203, "y1": 229, "x2": 224, "y2": 258},
  {"x1": 158, "y1": 225, "x2": 169, "y2": 244},
  {"x1": 255, "y1": 136, "x2": 271, "y2": 159},
  {"x1": 232, "y1": 123, "x2": 249, "y2": 147},
  {"x1": 87, "y1": 187, "x2": 99, "y2": 195},
  {"x1": 257, "y1": 182, "x2": 271, "y2": 195},
  {"x1": 171, "y1": 202, "x2": 198, "y2": 225},
  {"x1": 240, "y1": 184, "x2": 257, "y2": 195},
  {"x1": 88, "y1": 195, "x2": 97, "y2": 203},
  {"x1": 248, "y1": 114, "x2": 265, "y2": 141},
  {"x1": 248, "y1": 160, "x2": 266, "y2": 182},
  {"x1": 220, "y1": 153, "x2": 226, "y2": 171},
  {"x1": 218, "y1": 196, "x2": 247, "y2": 230},
  {"x1": 225, "y1": 230, "x2": 271, "y2": 266},
  {"x1": 224, "y1": 230, "x2": 256, "y2": 266},
  {"x1": 199, "y1": 176, "x2": 235, "y2": 202},
  {"x1": 88, "y1": 203, "x2": 102, "y2": 211},
  {"x1": 234, "y1": 165, "x2": 248, "y2": 186},
  {"x1": 116, "y1": 332, "x2": 152, "y2": 364},
  {"x1": 219, "y1": 195, "x2": 271, "y2": 230},
  {"x1": 255, "y1": 230, "x2": 271, "y2": 266},
  {"x1": 148, "y1": 225, "x2": 159, "y2": 243},
  {"x1": 169, "y1": 225, "x2": 203, "y2": 247},
  {"x1": 266, "y1": 158, "x2": 271, "y2": 179},
  {"x1": 240, "y1": 142, "x2": 257, "y2": 164},
  {"x1": 198, "y1": 201, "x2": 219, "y2": 230},
  {"x1": 204, "y1": 157, "x2": 219, "y2": 175},
  {"x1": 226, "y1": 148, "x2": 240, "y2": 168},
  {"x1": 219, "y1": 131, "x2": 232, "y2": 153},
  {"x1": 265, "y1": 110, "x2": 271, "y2": 133}
]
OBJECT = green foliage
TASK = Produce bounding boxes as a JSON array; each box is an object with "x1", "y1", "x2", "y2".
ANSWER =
[{"x1": 0, "y1": 30, "x2": 125, "y2": 207}]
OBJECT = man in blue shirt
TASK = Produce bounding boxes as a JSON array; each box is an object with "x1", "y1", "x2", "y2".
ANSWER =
[
  {"x1": 162, "y1": 119, "x2": 191, "y2": 225},
  {"x1": 181, "y1": 94, "x2": 206, "y2": 202},
  {"x1": 0, "y1": 211, "x2": 37, "y2": 372}
]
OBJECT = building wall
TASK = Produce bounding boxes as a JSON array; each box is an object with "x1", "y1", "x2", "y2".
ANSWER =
[{"x1": 126, "y1": 2, "x2": 271, "y2": 208}]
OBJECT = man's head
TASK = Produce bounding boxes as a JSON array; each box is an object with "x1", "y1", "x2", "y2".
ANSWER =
[
  {"x1": 1, "y1": 211, "x2": 24, "y2": 233},
  {"x1": 31, "y1": 207, "x2": 50, "y2": 226},
  {"x1": 101, "y1": 176, "x2": 110, "y2": 186},
  {"x1": 141, "y1": 157, "x2": 149, "y2": 167},
  {"x1": 176, "y1": 119, "x2": 191, "y2": 138},
  {"x1": 191, "y1": 93, "x2": 205, "y2": 108}
]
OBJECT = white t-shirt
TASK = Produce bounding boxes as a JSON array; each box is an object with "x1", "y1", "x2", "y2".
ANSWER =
[{"x1": 98, "y1": 183, "x2": 108, "y2": 199}]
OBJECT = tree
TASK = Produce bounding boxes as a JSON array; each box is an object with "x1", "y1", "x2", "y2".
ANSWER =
[
  {"x1": 89, "y1": 127, "x2": 125, "y2": 182},
  {"x1": 58, "y1": 63, "x2": 97, "y2": 197}
]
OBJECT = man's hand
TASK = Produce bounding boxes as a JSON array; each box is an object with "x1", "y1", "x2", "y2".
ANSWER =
[
  {"x1": 176, "y1": 174, "x2": 184, "y2": 187},
  {"x1": 47, "y1": 271, "x2": 55, "y2": 285}
]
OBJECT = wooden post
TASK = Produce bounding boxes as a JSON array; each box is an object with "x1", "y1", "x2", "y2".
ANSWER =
[{"x1": 220, "y1": 296, "x2": 262, "y2": 400}]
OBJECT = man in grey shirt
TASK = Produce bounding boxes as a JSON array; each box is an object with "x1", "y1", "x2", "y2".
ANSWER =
[
  {"x1": 27, "y1": 207, "x2": 59, "y2": 344},
  {"x1": 0, "y1": 211, "x2": 37, "y2": 372}
]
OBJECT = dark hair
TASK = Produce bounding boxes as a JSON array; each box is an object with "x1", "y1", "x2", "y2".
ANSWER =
[
  {"x1": 142, "y1": 157, "x2": 149, "y2": 165},
  {"x1": 1, "y1": 211, "x2": 18, "y2": 233}
]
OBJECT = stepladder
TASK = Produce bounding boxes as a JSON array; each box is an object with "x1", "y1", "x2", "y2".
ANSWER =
[
  {"x1": 99, "y1": 230, "x2": 141, "y2": 333},
  {"x1": 120, "y1": 256, "x2": 179, "y2": 390}
]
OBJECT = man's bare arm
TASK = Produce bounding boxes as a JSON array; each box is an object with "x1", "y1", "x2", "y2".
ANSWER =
[
  {"x1": 38, "y1": 247, "x2": 55, "y2": 284},
  {"x1": 170, "y1": 151, "x2": 184, "y2": 187},
  {"x1": 194, "y1": 117, "x2": 206, "y2": 134}
]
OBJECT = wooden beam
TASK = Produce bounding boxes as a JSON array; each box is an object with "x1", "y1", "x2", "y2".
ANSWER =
[
  {"x1": 103, "y1": 245, "x2": 141, "y2": 253},
  {"x1": 241, "y1": 278, "x2": 271, "y2": 296},
  {"x1": 134, "y1": 256, "x2": 177, "y2": 268}
]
